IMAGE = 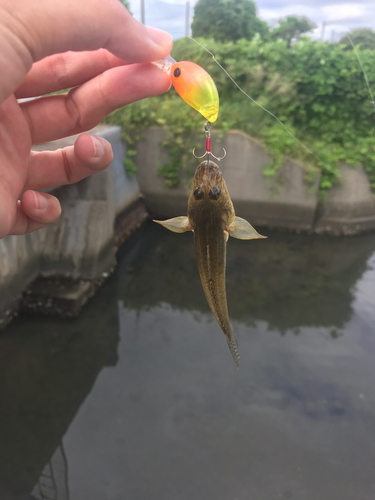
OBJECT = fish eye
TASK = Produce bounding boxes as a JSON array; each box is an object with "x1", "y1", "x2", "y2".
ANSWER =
[
  {"x1": 193, "y1": 187, "x2": 204, "y2": 200},
  {"x1": 173, "y1": 68, "x2": 181, "y2": 78},
  {"x1": 209, "y1": 187, "x2": 221, "y2": 200}
]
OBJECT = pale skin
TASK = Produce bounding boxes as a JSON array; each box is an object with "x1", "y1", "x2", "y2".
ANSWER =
[{"x1": 0, "y1": 0, "x2": 173, "y2": 238}]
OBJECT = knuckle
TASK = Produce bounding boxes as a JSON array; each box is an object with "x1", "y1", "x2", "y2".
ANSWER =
[
  {"x1": 48, "y1": 53, "x2": 70, "y2": 89},
  {"x1": 99, "y1": 48, "x2": 111, "y2": 70},
  {"x1": 61, "y1": 148, "x2": 74, "y2": 184},
  {"x1": 97, "y1": 73, "x2": 110, "y2": 109},
  {"x1": 65, "y1": 90, "x2": 83, "y2": 131}
]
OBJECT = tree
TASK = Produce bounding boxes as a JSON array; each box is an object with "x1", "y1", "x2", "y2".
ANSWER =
[
  {"x1": 271, "y1": 15, "x2": 316, "y2": 47},
  {"x1": 119, "y1": 0, "x2": 132, "y2": 14},
  {"x1": 191, "y1": 0, "x2": 268, "y2": 43},
  {"x1": 339, "y1": 28, "x2": 375, "y2": 51}
]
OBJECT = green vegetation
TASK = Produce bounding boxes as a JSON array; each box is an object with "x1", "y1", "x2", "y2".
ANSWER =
[
  {"x1": 270, "y1": 15, "x2": 316, "y2": 47},
  {"x1": 118, "y1": 0, "x2": 131, "y2": 13},
  {"x1": 191, "y1": 0, "x2": 268, "y2": 42},
  {"x1": 105, "y1": 34, "x2": 375, "y2": 194},
  {"x1": 339, "y1": 28, "x2": 375, "y2": 51}
]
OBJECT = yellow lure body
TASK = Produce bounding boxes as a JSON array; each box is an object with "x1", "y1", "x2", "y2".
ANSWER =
[{"x1": 170, "y1": 61, "x2": 219, "y2": 123}]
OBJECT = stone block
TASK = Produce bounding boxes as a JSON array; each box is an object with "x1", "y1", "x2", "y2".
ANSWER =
[
  {"x1": 135, "y1": 127, "x2": 320, "y2": 230},
  {"x1": 108, "y1": 128, "x2": 141, "y2": 216},
  {"x1": 315, "y1": 163, "x2": 375, "y2": 235},
  {"x1": 217, "y1": 131, "x2": 320, "y2": 230},
  {"x1": 0, "y1": 230, "x2": 47, "y2": 327},
  {"x1": 41, "y1": 198, "x2": 115, "y2": 279},
  {"x1": 0, "y1": 125, "x2": 144, "y2": 328},
  {"x1": 22, "y1": 276, "x2": 98, "y2": 317},
  {"x1": 135, "y1": 126, "x2": 190, "y2": 217}
]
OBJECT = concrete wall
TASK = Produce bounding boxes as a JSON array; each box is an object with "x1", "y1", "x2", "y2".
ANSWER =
[
  {"x1": 0, "y1": 126, "x2": 145, "y2": 328},
  {"x1": 135, "y1": 127, "x2": 375, "y2": 235},
  {"x1": 314, "y1": 163, "x2": 375, "y2": 235},
  {"x1": 1, "y1": 125, "x2": 374, "y2": 329}
]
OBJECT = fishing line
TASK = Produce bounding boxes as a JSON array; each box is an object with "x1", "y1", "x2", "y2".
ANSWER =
[
  {"x1": 186, "y1": 35, "x2": 324, "y2": 167},
  {"x1": 171, "y1": 33, "x2": 374, "y2": 189},
  {"x1": 347, "y1": 34, "x2": 375, "y2": 115}
]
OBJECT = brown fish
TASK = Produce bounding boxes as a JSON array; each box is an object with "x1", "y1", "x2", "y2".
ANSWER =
[{"x1": 155, "y1": 160, "x2": 266, "y2": 367}]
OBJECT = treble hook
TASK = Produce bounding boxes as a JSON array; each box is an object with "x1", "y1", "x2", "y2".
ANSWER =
[{"x1": 192, "y1": 121, "x2": 227, "y2": 161}]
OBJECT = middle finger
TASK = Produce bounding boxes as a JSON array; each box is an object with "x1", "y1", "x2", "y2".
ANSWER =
[{"x1": 20, "y1": 63, "x2": 171, "y2": 145}]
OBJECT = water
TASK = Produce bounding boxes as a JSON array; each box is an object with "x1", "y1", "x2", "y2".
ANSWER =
[{"x1": 1, "y1": 221, "x2": 375, "y2": 500}]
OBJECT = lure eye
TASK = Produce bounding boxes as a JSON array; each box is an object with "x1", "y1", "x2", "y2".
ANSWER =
[
  {"x1": 194, "y1": 187, "x2": 204, "y2": 200},
  {"x1": 209, "y1": 187, "x2": 221, "y2": 200},
  {"x1": 173, "y1": 68, "x2": 181, "y2": 78}
]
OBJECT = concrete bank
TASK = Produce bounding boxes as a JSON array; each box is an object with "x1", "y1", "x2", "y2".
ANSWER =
[
  {"x1": 135, "y1": 127, "x2": 375, "y2": 235},
  {"x1": 1, "y1": 125, "x2": 374, "y2": 329},
  {"x1": 0, "y1": 126, "x2": 147, "y2": 329}
]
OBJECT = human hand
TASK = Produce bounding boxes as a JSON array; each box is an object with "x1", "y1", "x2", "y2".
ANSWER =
[{"x1": 0, "y1": 0, "x2": 173, "y2": 238}]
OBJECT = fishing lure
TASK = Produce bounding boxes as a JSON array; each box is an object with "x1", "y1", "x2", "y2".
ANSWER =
[
  {"x1": 153, "y1": 56, "x2": 266, "y2": 367},
  {"x1": 153, "y1": 56, "x2": 219, "y2": 123}
]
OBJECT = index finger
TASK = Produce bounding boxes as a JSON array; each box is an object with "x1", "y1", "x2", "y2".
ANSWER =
[
  {"x1": 0, "y1": 0, "x2": 172, "y2": 102},
  {"x1": 16, "y1": 49, "x2": 127, "y2": 98}
]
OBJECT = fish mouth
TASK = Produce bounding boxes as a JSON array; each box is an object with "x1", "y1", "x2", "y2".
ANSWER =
[
  {"x1": 194, "y1": 160, "x2": 221, "y2": 175},
  {"x1": 193, "y1": 161, "x2": 222, "y2": 190}
]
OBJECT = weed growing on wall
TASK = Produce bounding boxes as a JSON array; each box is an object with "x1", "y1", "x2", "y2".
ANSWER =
[{"x1": 105, "y1": 36, "x2": 375, "y2": 195}]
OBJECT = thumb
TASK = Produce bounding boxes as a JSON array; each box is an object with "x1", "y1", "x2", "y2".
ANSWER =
[
  {"x1": 0, "y1": 0, "x2": 172, "y2": 102},
  {"x1": 28, "y1": 0, "x2": 173, "y2": 63}
]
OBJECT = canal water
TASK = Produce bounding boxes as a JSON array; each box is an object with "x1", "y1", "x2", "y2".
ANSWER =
[{"x1": 1, "y1": 221, "x2": 375, "y2": 500}]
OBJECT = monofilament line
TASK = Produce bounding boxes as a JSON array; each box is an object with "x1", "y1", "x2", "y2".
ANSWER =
[
  {"x1": 175, "y1": 34, "x2": 370, "y2": 188},
  {"x1": 187, "y1": 36, "x2": 324, "y2": 166},
  {"x1": 347, "y1": 34, "x2": 375, "y2": 114}
]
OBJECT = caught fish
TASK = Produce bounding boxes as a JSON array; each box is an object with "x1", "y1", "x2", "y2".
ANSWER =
[
  {"x1": 155, "y1": 160, "x2": 266, "y2": 367},
  {"x1": 153, "y1": 56, "x2": 265, "y2": 365}
]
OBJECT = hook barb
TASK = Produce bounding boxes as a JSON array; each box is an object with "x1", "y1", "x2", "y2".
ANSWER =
[
  {"x1": 211, "y1": 148, "x2": 226, "y2": 161},
  {"x1": 192, "y1": 147, "x2": 208, "y2": 160},
  {"x1": 192, "y1": 120, "x2": 226, "y2": 161},
  {"x1": 192, "y1": 147, "x2": 226, "y2": 161}
]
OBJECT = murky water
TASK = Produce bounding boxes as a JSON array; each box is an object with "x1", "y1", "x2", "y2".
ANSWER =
[{"x1": 1, "y1": 222, "x2": 375, "y2": 500}]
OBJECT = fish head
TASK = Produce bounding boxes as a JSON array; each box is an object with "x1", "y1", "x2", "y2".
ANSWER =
[{"x1": 187, "y1": 160, "x2": 235, "y2": 228}]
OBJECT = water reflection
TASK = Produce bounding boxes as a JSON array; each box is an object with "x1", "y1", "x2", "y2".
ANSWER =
[
  {"x1": 0, "y1": 222, "x2": 374, "y2": 499},
  {"x1": 0, "y1": 276, "x2": 120, "y2": 500},
  {"x1": 30, "y1": 443, "x2": 69, "y2": 500},
  {"x1": 121, "y1": 222, "x2": 375, "y2": 331}
]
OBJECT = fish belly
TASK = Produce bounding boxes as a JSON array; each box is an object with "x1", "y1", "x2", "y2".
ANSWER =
[{"x1": 193, "y1": 217, "x2": 239, "y2": 366}]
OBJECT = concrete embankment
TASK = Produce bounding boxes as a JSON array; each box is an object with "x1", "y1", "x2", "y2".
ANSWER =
[
  {"x1": 0, "y1": 126, "x2": 147, "y2": 329},
  {"x1": 1, "y1": 125, "x2": 374, "y2": 329},
  {"x1": 134, "y1": 127, "x2": 375, "y2": 235}
]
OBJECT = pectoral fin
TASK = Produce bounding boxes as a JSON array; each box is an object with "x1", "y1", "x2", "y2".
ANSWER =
[
  {"x1": 227, "y1": 217, "x2": 266, "y2": 240},
  {"x1": 154, "y1": 216, "x2": 192, "y2": 233}
]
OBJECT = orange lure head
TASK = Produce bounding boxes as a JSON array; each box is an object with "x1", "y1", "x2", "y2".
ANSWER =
[{"x1": 170, "y1": 61, "x2": 219, "y2": 123}]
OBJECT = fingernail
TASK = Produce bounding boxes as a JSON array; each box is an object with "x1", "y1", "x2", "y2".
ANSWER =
[
  {"x1": 34, "y1": 192, "x2": 49, "y2": 210},
  {"x1": 146, "y1": 26, "x2": 173, "y2": 48},
  {"x1": 91, "y1": 135, "x2": 106, "y2": 158}
]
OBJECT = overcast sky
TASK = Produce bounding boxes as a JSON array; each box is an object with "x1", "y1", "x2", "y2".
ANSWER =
[{"x1": 129, "y1": 0, "x2": 375, "y2": 42}]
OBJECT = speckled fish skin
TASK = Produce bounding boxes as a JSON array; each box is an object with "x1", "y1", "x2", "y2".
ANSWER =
[
  {"x1": 187, "y1": 160, "x2": 240, "y2": 367},
  {"x1": 154, "y1": 160, "x2": 266, "y2": 367}
]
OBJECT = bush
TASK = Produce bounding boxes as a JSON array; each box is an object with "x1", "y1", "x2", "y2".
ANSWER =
[{"x1": 105, "y1": 36, "x2": 375, "y2": 194}]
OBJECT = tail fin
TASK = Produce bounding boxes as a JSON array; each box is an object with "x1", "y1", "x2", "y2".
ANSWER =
[{"x1": 226, "y1": 331, "x2": 240, "y2": 368}]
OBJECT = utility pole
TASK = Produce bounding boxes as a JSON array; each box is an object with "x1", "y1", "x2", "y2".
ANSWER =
[
  {"x1": 185, "y1": 1, "x2": 190, "y2": 37},
  {"x1": 141, "y1": 0, "x2": 145, "y2": 24},
  {"x1": 321, "y1": 21, "x2": 326, "y2": 40}
]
